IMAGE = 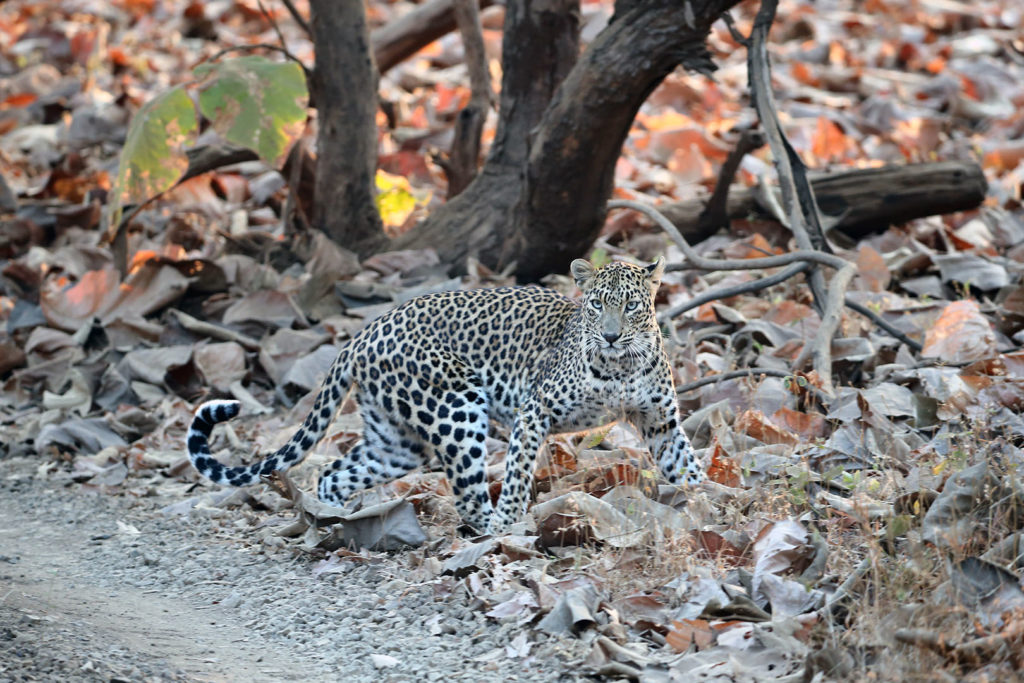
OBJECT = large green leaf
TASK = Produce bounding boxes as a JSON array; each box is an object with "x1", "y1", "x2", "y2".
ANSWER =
[
  {"x1": 109, "y1": 85, "x2": 197, "y2": 228},
  {"x1": 196, "y1": 56, "x2": 308, "y2": 165}
]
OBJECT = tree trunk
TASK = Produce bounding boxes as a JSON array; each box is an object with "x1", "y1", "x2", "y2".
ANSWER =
[
  {"x1": 502, "y1": 0, "x2": 738, "y2": 281},
  {"x1": 397, "y1": 0, "x2": 742, "y2": 281},
  {"x1": 309, "y1": 0, "x2": 386, "y2": 256},
  {"x1": 392, "y1": 0, "x2": 580, "y2": 265}
]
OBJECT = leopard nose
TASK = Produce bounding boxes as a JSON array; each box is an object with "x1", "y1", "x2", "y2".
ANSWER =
[{"x1": 603, "y1": 331, "x2": 620, "y2": 344}]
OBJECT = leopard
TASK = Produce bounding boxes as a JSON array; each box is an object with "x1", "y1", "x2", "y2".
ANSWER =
[{"x1": 186, "y1": 257, "x2": 704, "y2": 533}]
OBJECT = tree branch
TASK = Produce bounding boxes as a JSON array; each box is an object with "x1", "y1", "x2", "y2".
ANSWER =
[
  {"x1": 372, "y1": 0, "x2": 496, "y2": 75},
  {"x1": 697, "y1": 128, "x2": 765, "y2": 235},
  {"x1": 279, "y1": 0, "x2": 312, "y2": 38},
  {"x1": 440, "y1": 0, "x2": 493, "y2": 198}
]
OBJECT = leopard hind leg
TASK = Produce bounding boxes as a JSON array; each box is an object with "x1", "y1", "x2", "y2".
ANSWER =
[
  {"x1": 316, "y1": 403, "x2": 425, "y2": 507},
  {"x1": 412, "y1": 367, "x2": 494, "y2": 532}
]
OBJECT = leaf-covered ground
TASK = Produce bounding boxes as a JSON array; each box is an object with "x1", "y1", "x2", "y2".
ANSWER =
[{"x1": 2, "y1": 0, "x2": 1024, "y2": 680}]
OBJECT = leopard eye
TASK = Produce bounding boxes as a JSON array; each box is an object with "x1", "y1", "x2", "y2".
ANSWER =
[
  {"x1": 590, "y1": 299, "x2": 603, "y2": 310},
  {"x1": 624, "y1": 301, "x2": 639, "y2": 312}
]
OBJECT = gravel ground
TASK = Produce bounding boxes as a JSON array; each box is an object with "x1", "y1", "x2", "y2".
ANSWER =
[{"x1": 0, "y1": 457, "x2": 582, "y2": 682}]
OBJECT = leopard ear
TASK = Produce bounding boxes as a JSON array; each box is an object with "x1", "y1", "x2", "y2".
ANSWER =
[
  {"x1": 646, "y1": 256, "x2": 665, "y2": 288},
  {"x1": 570, "y1": 259, "x2": 596, "y2": 290}
]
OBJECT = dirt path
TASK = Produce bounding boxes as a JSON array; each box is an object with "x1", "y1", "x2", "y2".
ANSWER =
[
  {"x1": 0, "y1": 458, "x2": 570, "y2": 682},
  {"x1": 1, "y1": 506, "x2": 324, "y2": 682}
]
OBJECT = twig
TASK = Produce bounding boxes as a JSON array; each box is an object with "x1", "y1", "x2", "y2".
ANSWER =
[
  {"x1": 608, "y1": 200, "x2": 849, "y2": 273},
  {"x1": 279, "y1": 0, "x2": 312, "y2": 38},
  {"x1": 609, "y1": 198, "x2": 851, "y2": 394},
  {"x1": 663, "y1": 259, "x2": 926, "y2": 353},
  {"x1": 201, "y1": 43, "x2": 312, "y2": 82},
  {"x1": 676, "y1": 368, "x2": 831, "y2": 404},
  {"x1": 257, "y1": 0, "x2": 288, "y2": 49},
  {"x1": 745, "y1": 0, "x2": 832, "y2": 314},
  {"x1": 843, "y1": 298, "x2": 923, "y2": 352},
  {"x1": 697, "y1": 128, "x2": 765, "y2": 234},
  {"x1": 676, "y1": 367, "x2": 792, "y2": 393},
  {"x1": 818, "y1": 556, "x2": 872, "y2": 616},
  {"x1": 659, "y1": 261, "x2": 810, "y2": 321},
  {"x1": 894, "y1": 628, "x2": 953, "y2": 657},
  {"x1": 793, "y1": 260, "x2": 856, "y2": 387}
]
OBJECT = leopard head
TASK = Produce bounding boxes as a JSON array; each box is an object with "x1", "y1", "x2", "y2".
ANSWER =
[{"x1": 570, "y1": 257, "x2": 665, "y2": 361}]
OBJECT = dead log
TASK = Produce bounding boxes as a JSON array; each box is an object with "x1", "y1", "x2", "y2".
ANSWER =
[
  {"x1": 372, "y1": 0, "x2": 496, "y2": 75},
  {"x1": 659, "y1": 160, "x2": 986, "y2": 245}
]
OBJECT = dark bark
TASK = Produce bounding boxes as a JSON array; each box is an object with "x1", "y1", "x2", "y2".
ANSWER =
[
  {"x1": 657, "y1": 161, "x2": 987, "y2": 245},
  {"x1": 309, "y1": 0, "x2": 386, "y2": 256},
  {"x1": 396, "y1": 0, "x2": 740, "y2": 281},
  {"x1": 393, "y1": 0, "x2": 580, "y2": 264},
  {"x1": 501, "y1": 0, "x2": 740, "y2": 281},
  {"x1": 372, "y1": 0, "x2": 496, "y2": 75}
]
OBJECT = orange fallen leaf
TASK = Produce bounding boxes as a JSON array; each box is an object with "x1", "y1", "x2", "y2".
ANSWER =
[
  {"x1": 2, "y1": 93, "x2": 37, "y2": 109},
  {"x1": 706, "y1": 441, "x2": 741, "y2": 487},
  {"x1": 855, "y1": 245, "x2": 890, "y2": 292},
  {"x1": 735, "y1": 409, "x2": 799, "y2": 446},
  {"x1": 921, "y1": 300, "x2": 997, "y2": 363},
  {"x1": 667, "y1": 619, "x2": 715, "y2": 652},
  {"x1": 770, "y1": 406, "x2": 828, "y2": 441}
]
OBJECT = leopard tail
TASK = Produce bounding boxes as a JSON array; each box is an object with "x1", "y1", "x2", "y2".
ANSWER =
[{"x1": 186, "y1": 346, "x2": 352, "y2": 487}]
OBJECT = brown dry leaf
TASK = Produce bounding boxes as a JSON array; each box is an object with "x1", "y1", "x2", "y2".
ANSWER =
[
  {"x1": 770, "y1": 407, "x2": 828, "y2": 440},
  {"x1": 921, "y1": 300, "x2": 997, "y2": 362},
  {"x1": 223, "y1": 289, "x2": 308, "y2": 329},
  {"x1": 39, "y1": 268, "x2": 120, "y2": 330},
  {"x1": 706, "y1": 441, "x2": 741, "y2": 487},
  {"x1": 722, "y1": 233, "x2": 780, "y2": 260},
  {"x1": 40, "y1": 263, "x2": 189, "y2": 331},
  {"x1": 691, "y1": 530, "x2": 749, "y2": 566},
  {"x1": 193, "y1": 341, "x2": 247, "y2": 392},
  {"x1": 811, "y1": 116, "x2": 854, "y2": 162},
  {"x1": 734, "y1": 409, "x2": 799, "y2": 446},
  {"x1": 581, "y1": 462, "x2": 642, "y2": 496},
  {"x1": 531, "y1": 491, "x2": 647, "y2": 548},
  {"x1": 667, "y1": 618, "x2": 715, "y2": 652},
  {"x1": 762, "y1": 299, "x2": 816, "y2": 326},
  {"x1": 751, "y1": 520, "x2": 813, "y2": 597},
  {"x1": 855, "y1": 245, "x2": 891, "y2": 292}
]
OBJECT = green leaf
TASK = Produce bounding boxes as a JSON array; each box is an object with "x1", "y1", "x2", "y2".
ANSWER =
[
  {"x1": 196, "y1": 56, "x2": 308, "y2": 165},
  {"x1": 109, "y1": 85, "x2": 197, "y2": 228}
]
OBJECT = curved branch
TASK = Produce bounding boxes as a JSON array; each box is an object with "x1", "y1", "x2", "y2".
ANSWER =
[
  {"x1": 608, "y1": 199, "x2": 850, "y2": 272},
  {"x1": 658, "y1": 261, "x2": 811, "y2": 322}
]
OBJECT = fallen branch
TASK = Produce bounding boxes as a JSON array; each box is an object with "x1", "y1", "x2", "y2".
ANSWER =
[
  {"x1": 660, "y1": 261, "x2": 811, "y2": 320},
  {"x1": 677, "y1": 368, "x2": 793, "y2": 393},
  {"x1": 658, "y1": 161, "x2": 986, "y2": 246},
  {"x1": 372, "y1": 0, "x2": 496, "y2": 75}
]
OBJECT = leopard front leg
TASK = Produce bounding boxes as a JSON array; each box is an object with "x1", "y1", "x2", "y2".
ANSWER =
[
  {"x1": 493, "y1": 406, "x2": 551, "y2": 531},
  {"x1": 632, "y1": 392, "x2": 704, "y2": 486}
]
